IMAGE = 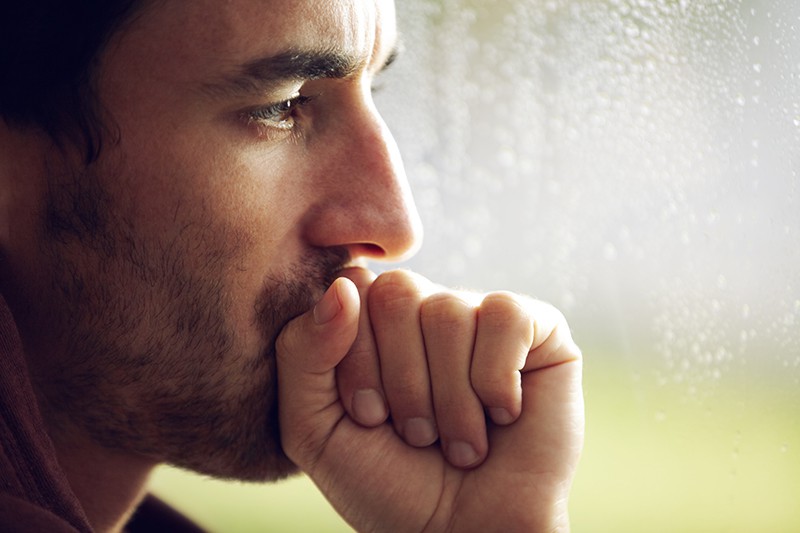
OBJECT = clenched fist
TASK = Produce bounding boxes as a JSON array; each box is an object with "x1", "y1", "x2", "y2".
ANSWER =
[{"x1": 277, "y1": 268, "x2": 584, "y2": 532}]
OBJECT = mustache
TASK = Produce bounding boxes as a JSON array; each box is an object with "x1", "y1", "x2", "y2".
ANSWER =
[
  {"x1": 306, "y1": 246, "x2": 353, "y2": 289},
  {"x1": 254, "y1": 246, "x2": 352, "y2": 342}
]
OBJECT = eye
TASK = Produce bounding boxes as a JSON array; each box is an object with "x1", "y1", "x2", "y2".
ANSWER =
[{"x1": 245, "y1": 94, "x2": 314, "y2": 131}]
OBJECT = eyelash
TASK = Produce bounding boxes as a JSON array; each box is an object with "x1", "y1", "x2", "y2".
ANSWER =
[{"x1": 246, "y1": 94, "x2": 314, "y2": 131}]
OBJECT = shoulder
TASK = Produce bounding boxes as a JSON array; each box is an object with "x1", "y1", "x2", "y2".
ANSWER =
[{"x1": 0, "y1": 492, "x2": 81, "y2": 533}]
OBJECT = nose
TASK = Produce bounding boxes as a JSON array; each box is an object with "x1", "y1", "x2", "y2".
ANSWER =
[{"x1": 301, "y1": 86, "x2": 423, "y2": 263}]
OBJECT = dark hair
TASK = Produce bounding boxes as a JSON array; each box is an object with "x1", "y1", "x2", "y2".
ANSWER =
[{"x1": 0, "y1": 1, "x2": 146, "y2": 163}]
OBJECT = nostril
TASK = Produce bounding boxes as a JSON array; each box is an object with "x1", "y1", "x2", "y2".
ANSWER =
[{"x1": 350, "y1": 243, "x2": 386, "y2": 260}]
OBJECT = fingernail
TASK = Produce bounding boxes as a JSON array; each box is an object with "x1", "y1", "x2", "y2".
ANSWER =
[
  {"x1": 314, "y1": 284, "x2": 341, "y2": 325},
  {"x1": 489, "y1": 407, "x2": 514, "y2": 425},
  {"x1": 404, "y1": 417, "x2": 437, "y2": 447},
  {"x1": 352, "y1": 389, "x2": 387, "y2": 426},
  {"x1": 447, "y1": 440, "x2": 480, "y2": 468}
]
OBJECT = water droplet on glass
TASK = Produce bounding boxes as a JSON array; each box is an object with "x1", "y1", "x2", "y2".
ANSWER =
[
  {"x1": 624, "y1": 24, "x2": 640, "y2": 38},
  {"x1": 497, "y1": 147, "x2": 516, "y2": 168},
  {"x1": 603, "y1": 242, "x2": 618, "y2": 261}
]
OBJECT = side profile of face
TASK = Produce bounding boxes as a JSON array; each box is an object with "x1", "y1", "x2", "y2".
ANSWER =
[{"x1": 3, "y1": 0, "x2": 421, "y2": 480}]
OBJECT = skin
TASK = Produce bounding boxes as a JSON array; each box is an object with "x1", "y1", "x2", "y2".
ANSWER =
[{"x1": 0, "y1": 0, "x2": 584, "y2": 532}]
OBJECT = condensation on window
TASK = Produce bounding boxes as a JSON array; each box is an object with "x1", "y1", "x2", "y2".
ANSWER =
[{"x1": 377, "y1": 0, "x2": 800, "y2": 531}]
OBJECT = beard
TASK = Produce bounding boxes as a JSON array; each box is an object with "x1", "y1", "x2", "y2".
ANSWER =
[{"x1": 28, "y1": 160, "x2": 349, "y2": 482}]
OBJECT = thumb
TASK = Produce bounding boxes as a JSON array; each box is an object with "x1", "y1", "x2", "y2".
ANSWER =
[{"x1": 276, "y1": 276, "x2": 361, "y2": 469}]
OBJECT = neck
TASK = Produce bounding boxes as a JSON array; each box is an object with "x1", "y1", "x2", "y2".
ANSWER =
[{"x1": 53, "y1": 431, "x2": 157, "y2": 533}]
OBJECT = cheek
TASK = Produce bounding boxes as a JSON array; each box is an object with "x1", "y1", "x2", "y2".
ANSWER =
[
  {"x1": 116, "y1": 138, "x2": 298, "y2": 242},
  {"x1": 208, "y1": 141, "x2": 324, "y2": 244},
  {"x1": 107, "y1": 101, "x2": 326, "y2": 291}
]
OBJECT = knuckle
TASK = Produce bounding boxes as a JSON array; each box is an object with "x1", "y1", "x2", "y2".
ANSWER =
[
  {"x1": 368, "y1": 270, "x2": 422, "y2": 316},
  {"x1": 479, "y1": 292, "x2": 532, "y2": 337},
  {"x1": 558, "y1": 324, "x2": 583, "y2": 362},
  {"x1": 420, "y1": 292, "x2": 473, "y2": 332},
  {"x1": 568, "y1": 339, "x2": 583, "y2": 361},
  {"x1": 547, "y1": 301, "x2": 569, "y2": 329},
  {"x1": 538, "y1": 301, "x2": 570, "y2": 342}
]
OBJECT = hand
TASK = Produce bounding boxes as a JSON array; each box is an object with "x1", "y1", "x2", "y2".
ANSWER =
[{"x1": 276, "y1": 268, "x2": 584, "y2": 532}]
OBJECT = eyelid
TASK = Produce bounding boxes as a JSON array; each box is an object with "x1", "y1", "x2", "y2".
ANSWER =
[{"x1": 245, "y1": 94, "x2": 313, "y2": 125}]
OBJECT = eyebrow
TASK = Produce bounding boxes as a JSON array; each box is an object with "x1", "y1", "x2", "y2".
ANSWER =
[{"x1": 204, "y1": 44, "x2": 401, "y2": 99}]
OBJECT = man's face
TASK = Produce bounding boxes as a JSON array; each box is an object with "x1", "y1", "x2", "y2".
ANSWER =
[{"x1": 7, "y1": 0, "x2": 421, "y2": 480}]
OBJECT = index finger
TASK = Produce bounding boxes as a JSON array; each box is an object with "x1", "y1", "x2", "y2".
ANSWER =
[{"x1": 335, "y1": 267, "x2": 389, "y2": 428}]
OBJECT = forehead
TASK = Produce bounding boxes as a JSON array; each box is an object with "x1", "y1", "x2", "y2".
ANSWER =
[{"x1": 114, "y1": 0, "x2": 396, "y2": 84}]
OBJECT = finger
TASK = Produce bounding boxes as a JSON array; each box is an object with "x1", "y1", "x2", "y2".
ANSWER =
[
  {"x1": 471, "y1": 291, "x2": 533, "y2": 425},
  {"x1": 335, "y1": 267, "x2": 388, "y2": 427},
  {"x1": 420, "y1": 292, "x2": 487, "y2": 469},
  {"x1": 522, "y1": 300, "x2": 582, "y2": 372},
  {"x1": 276, "y1": 277, "x2": 361, "y2": 469},
  {"x1": 368, "y1": 270, "x2": 437, "y2": 447}
]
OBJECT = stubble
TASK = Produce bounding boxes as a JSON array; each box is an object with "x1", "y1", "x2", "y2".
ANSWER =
[{"x1": 30, "y1": 159, "x2": 349, "y2": 481}]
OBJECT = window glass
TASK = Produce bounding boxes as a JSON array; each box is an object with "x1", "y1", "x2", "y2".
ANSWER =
[{"x1": 376, "y1": 0, "x2": 799, "y2": 531}]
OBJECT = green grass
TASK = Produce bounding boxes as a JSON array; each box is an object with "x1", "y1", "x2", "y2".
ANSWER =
[{"x1": 150, "y1": 354, "x2": 800, "y2": 532}]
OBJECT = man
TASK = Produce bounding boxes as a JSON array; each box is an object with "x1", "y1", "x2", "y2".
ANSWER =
[{"x1": 0, "y1": 0, "x2": 584, "y2": 531}]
